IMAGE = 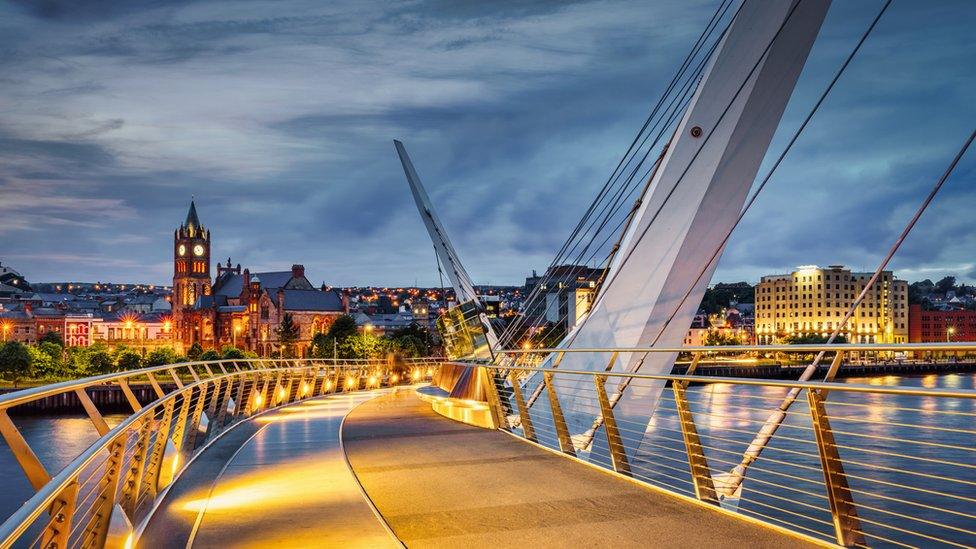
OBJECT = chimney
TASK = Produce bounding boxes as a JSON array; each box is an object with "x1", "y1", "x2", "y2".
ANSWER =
[
  {"x1": 277, "y1": 288, "x2": 285, "y2": 316},
  {"x1": 291, "y1": 264, "x2": 305, "y2": 279},
  {"x1": 341, "y1": 289, "x2": 350, "y2": 313}
]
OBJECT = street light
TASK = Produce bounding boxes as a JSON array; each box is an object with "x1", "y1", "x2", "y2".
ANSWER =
[
  {"x1": 1, "y1": 322, "x2": 9, "y2": 342},
  {"x1": 947, "y1": 326, "x2": 956, "y2": 343},
  {"x1": 234, "y1": 324, "x2": 241, "y2": 348}
]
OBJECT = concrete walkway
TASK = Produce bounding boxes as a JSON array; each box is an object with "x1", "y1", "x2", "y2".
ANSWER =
[
  {"x1": 343, "y1": 391, "x2": 817, "y2": 548},
  {"x1": 139, "y1": 391, "x2": 399, "y2": 548}
]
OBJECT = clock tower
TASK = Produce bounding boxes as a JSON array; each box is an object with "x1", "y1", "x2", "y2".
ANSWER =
[{"x1": 173, "y1": 200, "x2": 211, "y2": 345}]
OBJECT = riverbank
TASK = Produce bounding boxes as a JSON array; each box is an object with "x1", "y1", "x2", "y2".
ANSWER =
[{"x1": 0, "y1": 383, "x2": 176, "y2": 414}]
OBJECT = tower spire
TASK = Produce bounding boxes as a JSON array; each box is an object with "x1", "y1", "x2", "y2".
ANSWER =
[{"x1": 185, "y1": 199, "x2": 201, "y2": 232}]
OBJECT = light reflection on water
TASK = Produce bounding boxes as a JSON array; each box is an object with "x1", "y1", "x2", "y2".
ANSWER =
[
  {"x1": 630, "y1": 373, "x2": 976, "y2": 547},
  {"x1": 0, "y1": 414, "x2": 126, "y2": 521}
]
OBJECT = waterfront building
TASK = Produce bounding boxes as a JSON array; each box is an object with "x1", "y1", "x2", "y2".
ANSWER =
[
  {"x1": 755, "y1": 265, "x2": 908, "y2": 344},
  {"x1": 92, "y1": 312, "x2": 175, "y2": 351},
  {"x1": 908, "y1": 303, "x2": 976, "y2": 342},
  {"x1": 171, "y1": 201, "x2": 345, "y2": 355},
  {"x1": 523, "y1": 265, "x2": 602, "y2": 331},
  {"x1": 172, "y1": 200, "x2": 212, "y2": 350}
]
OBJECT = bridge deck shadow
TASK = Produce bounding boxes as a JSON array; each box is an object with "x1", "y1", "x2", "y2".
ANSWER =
[{"x1": 343, "y1": 391, "x2": 817, "y2": 548}]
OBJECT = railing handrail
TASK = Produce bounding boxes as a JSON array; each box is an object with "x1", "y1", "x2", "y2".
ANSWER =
[
  {"x1": 450, "y1": 361, "x2": 976, "y2": 399},
  {"x1": 498, "y1": 342, "x2": 976, "y2": 354},
  {"x1": 0, "y1": 364, "x2": 300, "y2": 546},
  {"x1": 0, "y1": 357, "x2": 445, "y2": 411}
]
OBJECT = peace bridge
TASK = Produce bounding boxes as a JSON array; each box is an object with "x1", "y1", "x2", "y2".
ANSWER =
[{"x1": 0, "y1": 343, "x2": 973, "y2": 548}]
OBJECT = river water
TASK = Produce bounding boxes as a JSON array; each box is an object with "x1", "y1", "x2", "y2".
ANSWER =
[{"x1": 1, "y1": 374, "x2": 973, "y2": 547}]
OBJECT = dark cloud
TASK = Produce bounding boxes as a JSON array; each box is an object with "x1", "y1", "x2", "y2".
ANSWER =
[{"x1": 0, "y1": 0, "x2": 973, "y2": 287}]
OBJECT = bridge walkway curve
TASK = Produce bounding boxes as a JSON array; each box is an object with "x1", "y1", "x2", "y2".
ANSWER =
[{"x1": 343, "y1": 391, "x2": 819, "y2": 548}]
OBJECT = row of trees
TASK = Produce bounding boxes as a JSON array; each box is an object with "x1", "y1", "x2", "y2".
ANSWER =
[
  {"x1": 0, "y1": 331, "x2": 254, "y2": 385},
  {"x1": 307, "y1": 315, "x2": 434, "y2": 360},
  {"x1": 0, "y1": 315, "x2": 435, "y2": 384}
]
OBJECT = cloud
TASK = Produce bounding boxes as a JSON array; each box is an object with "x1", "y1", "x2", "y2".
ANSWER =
[{"x1": 0, "y1": 0, "x2": 973, "y2": 287}]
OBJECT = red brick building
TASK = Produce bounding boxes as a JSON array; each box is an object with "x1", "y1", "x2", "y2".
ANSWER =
[{"x1": 908, "y1": 304, "x2": 976, "y2": 342}]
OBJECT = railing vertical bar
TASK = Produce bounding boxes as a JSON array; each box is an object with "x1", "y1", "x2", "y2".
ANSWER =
[
  {"x1": 74, "y1": 388, "x2": 110, "y2": 437},
  {"x1": 807, "y1": 388, "x2": 864, "y2": 547},
  {"x1": 542, "y1": 371, "x2": 575, "y2": 457},
  {"x1": 117, "y1": 379, "x2": 142, "y2": 414},
  {"x1": 508, "y1": 371, "x2": 536, "y2": 441},
  {"x1": 595, "y1": 374, "x2": 631, "y2": 476},
  {"x1": 0, "y1": 409, "x2": 51, "y2": 490}
]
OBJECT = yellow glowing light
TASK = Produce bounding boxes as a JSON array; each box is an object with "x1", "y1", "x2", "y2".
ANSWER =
[
  {"x1": 425, "y1": 368, "x2": 433, "y2": 376},
  {"x1": 277, "y1": 387, "x2": 286, "y2": 400},
  {"x1": 163, "y1": 320, "x2": 172, "y2": 332},
  {"x1": 301, "y1": 382, "x2": 310, "y2": 396},
  {"x1": 364, "y1": 324, "x2": 374, "y2": 333},
  {"x1": 254, "y1": 393, "x2": 264, "y2": 407},
  {"x1": 411, "y1": 370, "x2": 421, "y2": 381},
  {"x1": 368, "y1": 375, "x2": 377, "y2": 386},
  {"x1": 123, "y1": 533, "x2": 134, "y2": 549},
  {"x1": 522, "y1": 341, "x2": 532, "y2": 350},
  {"x1": 324, "y1": 380, "x2": 332, "y2": 391},
  {"x1": 345, "y1": 377, "x2": 355, "y2": 388},
  {"x1": 390, "y1": 374, "x2": 399, "y2": 384}
]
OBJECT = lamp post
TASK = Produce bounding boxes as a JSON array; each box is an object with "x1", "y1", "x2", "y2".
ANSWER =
[
  {"x1": 947, "y1": 326, "x2": 955, "y2": 343},
  {"x1": 2, "y1": 323, "x2": 9, "y2": 342},
  {"x1": 234, "y1": 324, "x2": 241, "y2": 349}
]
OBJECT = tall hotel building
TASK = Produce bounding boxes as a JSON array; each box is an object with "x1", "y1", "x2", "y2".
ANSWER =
[{"x1": 755, "y1": 265, "x2": 908, "y2": 344}]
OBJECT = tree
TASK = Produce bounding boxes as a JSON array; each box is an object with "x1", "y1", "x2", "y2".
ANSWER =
[
  {"x1": 935, "y1": 276, "x2": 957, "y2": 296},
  {"x1": 309, "y1": 332, "x2": 335, "y2": 359},
  {"x1": 0, "y1": 342, "x2": 34, "y2": 384},
  {"x1": 781, "y1": 334, "x2": 847, "y2": 345},
  {"x1": 186, "y1": 342, "x2": 204, "y2": 361},
  {"x1": 346, "y1": 332, "x2": 382, "y2": 359},
  {"x1": 327, "y1": 315, "x2": 358, "y2": 341},
  {"x1": 36, "y1": 342, "x2": 68, "y2": 377},
  {"x1": 145, "y1": 347, "x2": 180, "y2": 367},
  {"x1": 116, "y1": 351, "x2": 143, "y2": 371},
  {"x1": 704, "y1": 331, "x2": 742, "y2": 346},
  {"x1": 276, "y1": 313, "x2": 300, "y2": 358},
  {"x1": 39, "y1": 331, "x2": 63, "y2": 346},
  {"x1": 200, "y1": 350, "x2": 220, "y2": 361},
  {"x1": 221, "y1": 346, "x2": 245, "y2": 359},
  {"x1": 88, "y1": 346, "x2": 115, "y2": 374}
]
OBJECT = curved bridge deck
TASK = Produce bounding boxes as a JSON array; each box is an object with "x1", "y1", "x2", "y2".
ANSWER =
[{"x1": 141, "y1": 388, "x2": 816, "y2": 548}]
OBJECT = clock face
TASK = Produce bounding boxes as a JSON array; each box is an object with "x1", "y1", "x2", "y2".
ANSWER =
[
  {"x1": 178, "y1": 244, "x2": 186, "y2": 256},
  {"x1": 193, "y1": 244, "x2": 205, "y2": 256}
]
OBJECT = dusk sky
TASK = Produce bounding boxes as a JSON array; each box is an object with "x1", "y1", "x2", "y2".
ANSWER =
[{"x1": 1, "y1": 0, "x2": 973, "y2": 287}]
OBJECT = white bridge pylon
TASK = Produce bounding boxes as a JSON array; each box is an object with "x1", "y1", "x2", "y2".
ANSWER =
[
  {"x1": 394, "y1": 140, "x2": 499, "y2": 355},
  {"x1": 531, "y1": 0, "x2": 832, "y2": 462}
]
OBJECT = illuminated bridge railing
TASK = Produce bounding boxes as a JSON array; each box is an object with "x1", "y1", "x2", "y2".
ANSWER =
[
  {"x1": 462, "y1": 343, "x2": 976, "y2": 548},
  {"x1": 0, "y1": 357, "x2": 441, "y2": 549}
]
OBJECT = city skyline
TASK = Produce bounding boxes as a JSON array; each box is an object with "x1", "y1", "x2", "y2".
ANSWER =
[{"x1": 1, "y1": 0, "x2": 974, "y2": 287}]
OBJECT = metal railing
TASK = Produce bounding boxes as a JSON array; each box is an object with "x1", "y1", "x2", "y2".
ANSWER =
[
  {"x1": 462, "y1": 343, "x2": 976, "y2": 548},
  {"x1": 0, "y1": 357, "x2": 441, "y2": 549}
]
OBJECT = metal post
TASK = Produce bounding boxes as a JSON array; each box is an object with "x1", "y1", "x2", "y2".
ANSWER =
[
  {"x1": 40, "y1": 481, "x2": 78, "y2": 549},
  {"x1": 120, "y1": 416, "x2": 152, "y2": 516},
  {"x1": 185, "y1": 383, "x2": 210, "y2": 451},
  {"x1": 168, "y1": 367, "x2": 184, "y2": 389},
  {"x1": 807, "y1": 389, "x2": 864, "y2": 547},
  {"x1": 170, "y1": 388, "x2": 193, "y2": 452},
  {"x1": 142, "y1": 399, "x2": 175, "y2": 500},
  {"x1": 480, "y1": 367, "x2": 506, "y2": 429},
  {"x1": 88, "y1": 437, "x2": 125, "y2": 548},
  {"x1": 146, "y1": 372, "x2": 166, "y2": 399},
  {"x1": 0, "y1": 409, "x2": 51, "y2": 489},
  {"x1": 117, "y1": 378, "x2": 143, "y2": 413},
  {"x1": 508, "y1": 371, "x2": 535, "y2": 441},
  {"x1": 75, "y1": 387, "x2": 110, "y2": 437},
  {"x1": 673, "y1": 379, "x2": 718, "y2": 504},
  {"x1": 542, "y1": 371, "x2": 575, "y2": 456},
  {"x1": 594, "y1": 375, "x2": 631, "y2": 476}
]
